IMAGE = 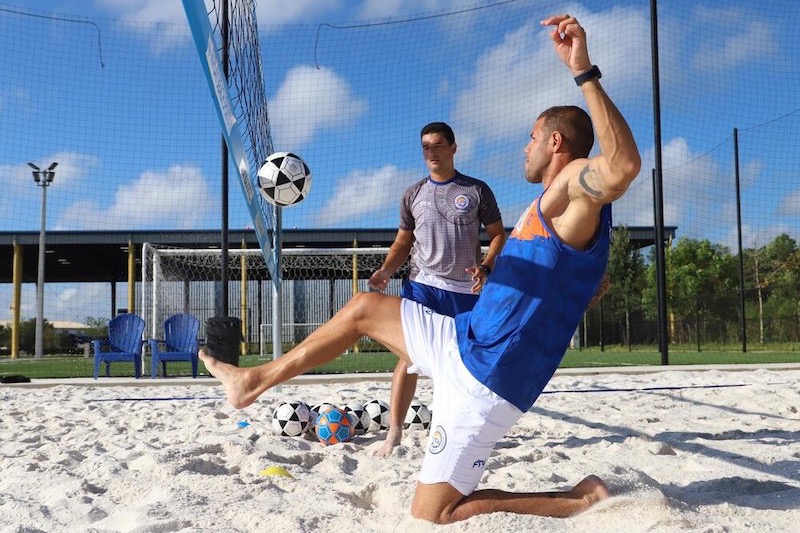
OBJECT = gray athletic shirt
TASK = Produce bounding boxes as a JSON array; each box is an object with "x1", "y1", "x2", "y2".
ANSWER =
[{"x1": 400, "y1": 172, "x2": 501, "y2": 286}]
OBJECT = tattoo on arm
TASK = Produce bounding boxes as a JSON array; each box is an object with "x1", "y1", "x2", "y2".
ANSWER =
[{"x1": 578, "y1": 165, "x2": 603, "y2": 198}]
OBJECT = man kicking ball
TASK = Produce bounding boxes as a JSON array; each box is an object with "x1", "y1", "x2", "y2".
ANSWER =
[{"x1": 201, "y1": 12, "x2": 640, "y2": 524}]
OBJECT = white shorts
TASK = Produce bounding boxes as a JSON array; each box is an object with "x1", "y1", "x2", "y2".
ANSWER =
[{"x1": 400, "y1": 299, "x2": 523, "y2": 496}]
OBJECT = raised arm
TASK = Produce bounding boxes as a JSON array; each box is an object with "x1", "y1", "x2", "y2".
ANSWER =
[{"x1": 542, "y1": 14, "x2": 641, "y2": 203}]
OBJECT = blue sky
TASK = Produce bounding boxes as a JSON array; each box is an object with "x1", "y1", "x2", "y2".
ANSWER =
[{"x1": 1, "y1": 0, "x2": 798, "y2": 323}]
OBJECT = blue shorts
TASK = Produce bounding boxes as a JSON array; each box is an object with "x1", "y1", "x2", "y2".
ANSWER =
[
  {"x1": 401, "y1": 280, "x2": 478, "y2": 318},
  {"x1": 400, "y1": 299, "x2": 523, "y2": 495}
]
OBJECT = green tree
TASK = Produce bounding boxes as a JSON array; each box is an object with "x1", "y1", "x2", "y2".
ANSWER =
[
  {"x1": 84, "y1": 317, "x2": 110, "y2": 339},
  {"x1": 0, "y1": 324, "x2": 10, "y2": 353},
  {"x1": 605, "y1": 226, "x2": 647, "y2": 348},
  {"x1": 745, "y1": 234, "x2": 800, "y2": 343},
  {"x1": 17, "y1": 318, "x2": 60, "y2": 354},
  {"x1": 645, "y1": 238, "x2": 738, "y2": 346}
]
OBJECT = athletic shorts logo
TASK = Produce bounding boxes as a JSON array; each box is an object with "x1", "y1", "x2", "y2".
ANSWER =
[
  {"x1": 428, "y1": 425, "x2": 447, "y2": 454},
  {"x1": 453, "y1": 194, "x2": 470, "y2": 210},
  {"x1": 472, "y1": 459, "x2": 486, "y2": 468}
]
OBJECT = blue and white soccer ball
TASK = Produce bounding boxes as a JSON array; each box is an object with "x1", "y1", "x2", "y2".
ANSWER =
[
  {"x1": 271, "y1": 400, "x2": 311, "y2": 437},
  {"x1": 309, "y1": 402, "x2": 337, "y2": 428},
  {"x1": 315, "y1": 407, "x2": 354, "y2": 446},
  {"x1": 258, "y1": 151, "x2": 312, "y2": 207}
]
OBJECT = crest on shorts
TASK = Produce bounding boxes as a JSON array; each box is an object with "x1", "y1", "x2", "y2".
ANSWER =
[{"x1": 428, "y1": 425, "x2": 447, "y2": 454}]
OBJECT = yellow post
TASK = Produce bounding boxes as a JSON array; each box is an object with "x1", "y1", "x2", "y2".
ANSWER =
[
  {"x1": 240, "y1": 239, "x2": 248, "y2": 356},
  {"x1": 127, "y1": 241, "x2": 136, "y2": 314},
  {"x1": 11, "y1": 243, "x2": 22, "y2": 359},
  {"x1": 351, "y1": 239, "x2": 360, "y2": 353}
]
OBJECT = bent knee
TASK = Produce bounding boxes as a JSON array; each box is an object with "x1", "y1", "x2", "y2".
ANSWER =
[
  {"x1": 348, "y1": 292, "x2": 380, "y2": 319},
  {"x1": 410, "y1": 501, "x2": 449, "y2": 524},
  {"x1": 349, "y1": 292, "x2": 399, "y2": 320},
  {"x1": 411, "y1": 482, "x2": 463, "y2": 524}
]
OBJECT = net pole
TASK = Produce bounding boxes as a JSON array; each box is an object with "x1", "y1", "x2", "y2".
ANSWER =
[
  {"x1": 150, "y1": 245, "x2": 160, "y2": 341},
  {"x1": 240, "y1": 238, "x2": 248, "y2": 355},
  {"x1": 650, "y1": 0, "x2": 669, "y2": 364},
  {"x1": 220, "y1": 0, "x2": 230, "y2": 317},
  {"x1": 351, "y1": 239, "x2": 360, "y2": 353},
  {"x1": 272, "y1": 207, "x2": 283, "y2": 361},
  {"x1": 733, "y1": 128, "x2": 747, "y2": 353},
  {"x1": 141, "y1": 243, "x2": 148, "y2": 338}
]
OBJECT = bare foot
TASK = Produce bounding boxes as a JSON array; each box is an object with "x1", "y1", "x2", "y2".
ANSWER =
[
  {"x1": 372, "y1": 426, "x2": 403, "y2": 457},
  {"x1": 570, "y1": 475, "x2": 611, "y2": 513},
  {"x1": 199, "y1": 349, "x2": 264, "y2": 409}
]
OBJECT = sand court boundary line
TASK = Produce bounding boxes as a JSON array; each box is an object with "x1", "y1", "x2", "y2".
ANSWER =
[{"x1": 2, "y1": 361, "x2": 799, "y2": 389}]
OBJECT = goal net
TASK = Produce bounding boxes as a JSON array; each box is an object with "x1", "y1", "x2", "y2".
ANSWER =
[{"x1": 141, "y1": 243, "x2": 408, "y2": 359}]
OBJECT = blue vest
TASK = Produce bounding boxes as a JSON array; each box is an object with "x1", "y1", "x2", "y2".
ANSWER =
[{"x1": 456, "y1": 195, "x2": 611, "y2": 412}]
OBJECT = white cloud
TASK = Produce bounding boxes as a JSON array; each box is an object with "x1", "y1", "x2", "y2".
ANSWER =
[
  {"x1": 613, "y1": 137, "x2": 735, "y2": 239},
  {"x1": 691, "y1": 6, "x2": 775, "y2": 73},
  {"x1": 92, "y1": 0, "x2": 192, "y2": 53},
  {"x1": 778, "y1": 190, "x2": 800, "y2": 217},
  {"x1": 95, "y1": 0, "x2": 186, "y2": 24},
  {"x1": 722, "y1": 223, "x2": 795, "y2": 251},
  {"x1": 357, "y1": 0, "x2": 481, "y2": 20},
  {"x1": 35, "y1": 152, "x2": 101, "y2": 188},
  {"x1": 270, "y1": 65, "x2": 367, "y2": 149},
  {"x1": 255, "y1": 0, "x2": 341, "y2": 25},
  {"x1": 452, "y1": 4, "x2": 650, "y2": 151},
  {"x1": 55, "y1": 165, "x2": 212, "y2": 230},
  {"x1": 314, "y1": 165, "x2": 415, "y2": 226},
  {"x1": 0, "y1": 153, "x2": 100, "y2": 230}
]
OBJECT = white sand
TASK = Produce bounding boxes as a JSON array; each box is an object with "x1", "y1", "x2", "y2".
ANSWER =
[{"x1": 2, "y1": 366, "x2": 800, "y2": 532}]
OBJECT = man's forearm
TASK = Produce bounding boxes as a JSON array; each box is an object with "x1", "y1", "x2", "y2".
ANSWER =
[{"x1": 483, "y1": 232, "x2": 506, "y2": 268}]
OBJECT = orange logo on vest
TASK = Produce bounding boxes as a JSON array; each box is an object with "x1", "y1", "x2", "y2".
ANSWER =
[{"x1": 510, "y1": 199, "x2": 551, "y2": 241}]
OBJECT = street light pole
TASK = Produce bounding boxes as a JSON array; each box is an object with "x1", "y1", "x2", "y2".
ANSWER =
[{"x1": 27, "y1": 161, "x2": 57, "y2": 359}]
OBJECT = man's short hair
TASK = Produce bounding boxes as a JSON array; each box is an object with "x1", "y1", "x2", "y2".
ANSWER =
[
  {"x1": 421, "y1": 122, "x2": 455, "y2": 145},
  {"x1": 538, "y1": 106, "x2": 594, "y2": 158}
]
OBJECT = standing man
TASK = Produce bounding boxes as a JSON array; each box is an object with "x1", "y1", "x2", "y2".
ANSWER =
[
  {"x1": 368, "y1": 121, "x2": 506, "y2": 457},
  {"x1": 201, "y1": 13, "x2": 641, "y2": 523}
]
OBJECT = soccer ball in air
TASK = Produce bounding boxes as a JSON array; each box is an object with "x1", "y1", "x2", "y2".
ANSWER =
[
  {"x1": 271, "y1": 400, "x2": 311, "y2": 437},
  {"x1": 404, "y1": 403, "x2": 432, "y2": 431},
  {"x1": 315, "y1": 407, "x2": 354, "y2": 446},
  {"x1": 364, "y1": 399, "x2": 391, "y2": 432},
  {"x1": 258, "y1": 151, "x2": 312, "y2": 207},
  {"x1": 344, "y1": 402, "x2": 371, "y2": 435}
]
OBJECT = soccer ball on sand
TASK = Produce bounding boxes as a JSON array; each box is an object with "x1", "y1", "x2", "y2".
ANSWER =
[
  {"x1": 344, "y1": 402, "x2": 370, "y2": 435},
  {"x1": 364, "y1": 399, "x2": 390, "y2": 432},
  {"x1": 403, "y1": 402, "x2": 432, "y2": 430},
  {"x1": 315, "y1": 407, "x2": 354, "y2": 446},
  {"x1": 271, "y1": 400, "x2": 311, "y2": 437}
]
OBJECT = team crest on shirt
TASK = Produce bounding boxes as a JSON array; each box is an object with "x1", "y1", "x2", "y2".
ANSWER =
[
  {"x1": 428, "y1": 425, "x2": 447, "y2": 454},
  {"x1": 453, "y1": 194, "x2": 471, "y2": 210}
]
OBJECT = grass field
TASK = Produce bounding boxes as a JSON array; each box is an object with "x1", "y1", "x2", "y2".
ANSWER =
[{"x1": 1, "y1": 345, "x2": 799, "y2": 380}]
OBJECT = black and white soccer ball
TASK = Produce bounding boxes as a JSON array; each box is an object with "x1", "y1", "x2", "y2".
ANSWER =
[
  {"x1": 258, "y1": 151, "x2": 312, "y2": 207},
  {"x1": 403, "y1": 402, "x2": 432, "y2": 431},
  {"x1": 364, "y1": 399, "x2": 390, "y2": 432},
  {"x1": 344, "y1": 401, "x2": 370, "y2": 435},
  {"x1": 271, "y1": 400, "x2": 310, "y2": 437}
]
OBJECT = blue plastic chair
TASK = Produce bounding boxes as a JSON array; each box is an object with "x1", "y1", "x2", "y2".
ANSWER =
[
  {"x1": 92, "y1": 314, "x2": 145, "y2": 379},
  {"x1": 149, "y1": 313, "x2": 200, "y2": 378}
]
